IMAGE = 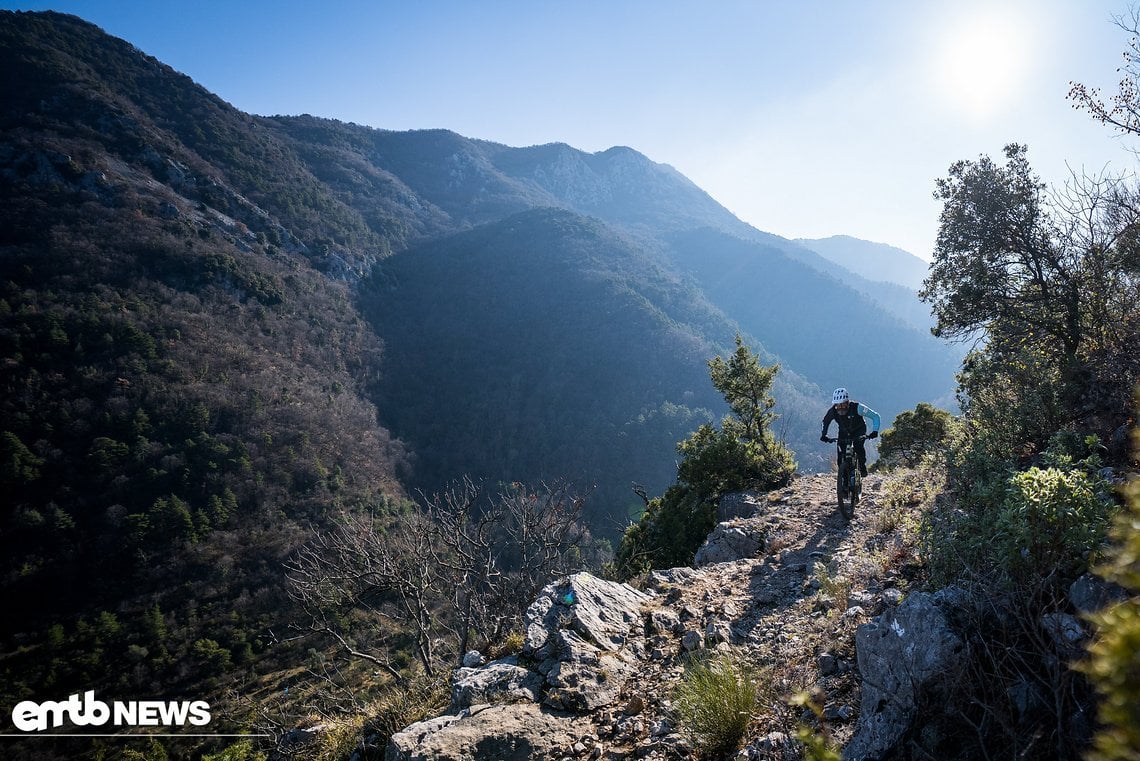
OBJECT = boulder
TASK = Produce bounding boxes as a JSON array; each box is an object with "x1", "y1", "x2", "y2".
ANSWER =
[
  {"x1": 388, "y1": 572, "x2": 652, "y2": 759},
  {"x1": 716, "y1": 491, "x2": 764, "y2": 521},
  {"x1": 1068, "y1": 572, "x2": 1128, "y2": 615},
  {"x1": 524, "y1": 572, "x2": 651, "y2": 712},
  {"x1": 694, "y1": 520, "x2": 766, "y2": 566},
  {"x1": 524, "y1": 572, "x2": 650, "y2": 661},
  {"x1": 450, "y1": 657, "x2": 544, "y2": 710},
  {"x1": 844, "y1": 591, "x2": 967, "y2": 760},
  {"x1": 385, "y1": 703, "x2": 580, "y2": 761}
]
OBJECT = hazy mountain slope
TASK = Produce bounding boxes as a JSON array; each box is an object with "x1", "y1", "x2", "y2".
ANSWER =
[
  {"x1": 794, "y1": 236, "x2": 948, "y2": 334},
  {"x1": 364, "y1": 208, "x2": 823, "y2": 527},
  {"x1": 486, "y1": 141, "x2": 747, "y2": 235},
  {"x1": 662, "y1": 228, "x2": 959, "y2": 428},
  {"x1": 798, "y1": 234, "x2": 930, "y2": 291},
  {"x1": 256, "y1": 117, "x2": 960, "y2": 426}
]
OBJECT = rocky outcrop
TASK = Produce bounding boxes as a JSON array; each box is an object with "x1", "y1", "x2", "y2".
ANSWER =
[
  {"x1": 844, "y1": 589, "x2": 968, "y2": 761},
  {"x1": 694, "y1": 519, "x2": 767, "y2": 566},
  {"x1": 387, "y1": 573, "x2": 651, "y2": 760},
  {"x1": 386, "y1": 703, "x2": 582, "y2": 761},
  {"x1": 450, "y1": 658, "x2": 544, "y2": 711},
  {"x1": 525, "y1": 572, "x2": 652, "y2": 712},
  {"x1": 384, "y1": 472, "x2": 1103, "y2": 761}
]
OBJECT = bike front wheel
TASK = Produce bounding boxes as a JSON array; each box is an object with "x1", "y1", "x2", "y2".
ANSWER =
[{"x1": 837, "y1": 462, "x2": 855, "y2": 520}]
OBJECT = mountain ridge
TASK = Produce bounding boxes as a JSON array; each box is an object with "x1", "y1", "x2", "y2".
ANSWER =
[{"x1": 798, "y1": 234, "x2": 931, "y2": 291}]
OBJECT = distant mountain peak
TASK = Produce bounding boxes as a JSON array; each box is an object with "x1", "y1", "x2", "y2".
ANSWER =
[{"x1": 796, "y1": 235, "x2": 929, "y2": 291}]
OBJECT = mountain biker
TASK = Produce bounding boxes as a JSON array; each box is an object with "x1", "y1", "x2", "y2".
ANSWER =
[{"x1": 820, "y1": 388, "x2": 881, "y2": 476}]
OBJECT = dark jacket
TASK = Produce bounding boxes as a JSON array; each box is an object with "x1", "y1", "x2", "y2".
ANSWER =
[{"x1": 821, "y1": 401, "x2": 880, "y2": 440}]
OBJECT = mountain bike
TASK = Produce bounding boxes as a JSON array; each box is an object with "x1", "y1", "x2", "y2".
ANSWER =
[{"x1": 822, "y1": 434, "x2": 868, "y2": 520}]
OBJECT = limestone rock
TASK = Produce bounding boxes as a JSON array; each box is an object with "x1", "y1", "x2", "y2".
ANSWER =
[
  {"x1": 694, "y1": 520, "x2": 766, "y2": 566},
  {"x1": 716, "y1": 491, "x2": 764, "y2": 521},
  {"x1": 844, "y1": 591, "x2": 967, "y2": 760},
  {"x1": 450, "y1": 657, "x2": 544, "y2": 710},
  {"x1": 1068, "y1": 572, "x2": 1128, "y2": 614},
  {"x1": 524, "y1": 572, "x2": 651, "y2": 662},
  {"x1": 385, "y1": 703, "x2": 580, "y2": 761}
]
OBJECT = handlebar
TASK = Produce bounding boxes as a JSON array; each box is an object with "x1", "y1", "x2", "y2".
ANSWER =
[{"x1": 821, "y1": 433, "x2": 877, "y2": 444}]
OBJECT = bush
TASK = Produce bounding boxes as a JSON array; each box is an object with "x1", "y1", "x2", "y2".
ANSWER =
[
  {"x1": 878, "y1": 403, "x2": 954, "y2": 468},
  {"x1": 614, "y1": 486, "x2": 714, "y2": 576},
  {"x1": 614, "y1": 336, "x2": 795, "y2": 577},
  {"x1": 998, "y1": 466, "x2": 1116, "y2": 581},
  {"x1": 673, "y1": 653, "x2": 760, "y2": 758},
  {"x1": 923, "y1": 431, "x2": 1119, "y2": 590},
  {"x1": 1081, "y1": 442, "x2": 1140, "y2": 761}
]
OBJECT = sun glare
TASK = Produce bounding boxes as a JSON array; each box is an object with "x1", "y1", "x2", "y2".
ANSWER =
[{"x1": 933, "y1": 10, "x2": 1031, "y2": 122}]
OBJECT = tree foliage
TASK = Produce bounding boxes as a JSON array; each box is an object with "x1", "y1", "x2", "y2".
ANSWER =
[
  {"x1": 615, "y1": 336, "x2": 795, "y2": 576},
  {"x1": 877, "y1": 402, "x2": 954, "y2": 468},
  {"x1": 921, "y1": 143, "x2": 1140, "y2": 454}
]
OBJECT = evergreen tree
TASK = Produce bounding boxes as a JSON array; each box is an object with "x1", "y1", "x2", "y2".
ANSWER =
[{"x1": 615, "y1": 336, "x2": 795, "y2": 576}]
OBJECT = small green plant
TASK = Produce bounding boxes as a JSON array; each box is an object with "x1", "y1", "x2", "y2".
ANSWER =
[
  {"x1": 813, "y1": 560, "x2": 851, "y2": 610},
  {"x1": 1080, "y1": 456, "x2": 1140, "y2": 761},
  {"x1": 672, "y1": 652, "x2": 761, "y2": 757},
  {"x1": 789, "y1": 690, "x2": 841, "y2": 761},
  {"x1": 486, "y1": 629, "x2": 526, "y2": 660}
]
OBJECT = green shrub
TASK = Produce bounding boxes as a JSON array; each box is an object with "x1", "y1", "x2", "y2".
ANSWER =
[
  {"x1": 998, "y1": 466, "x2": 1116, "y2": 581},
  {"x1": 878, "y1": 402, "x2": 955, "y2": 468},
  {"x1": 923, "y1": 425, "x2": 1119, "y2": 589},
  {"x1": 673, "y1": 653, "x2": 760, "y2": 757},
  {"x1": 1081, "y1": 457, "x2": 1140, "y2": 761},
  {"x1": 202, "y1": 740, "x2": 267, "y2": 761},
  {"x1": 614, "y1": 336, "x2": 794, "y2": 577}
]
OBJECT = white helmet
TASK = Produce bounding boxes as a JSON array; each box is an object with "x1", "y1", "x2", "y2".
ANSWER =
[{"x1": 832, "y1": 388, "x2": 850, "y2": 405}]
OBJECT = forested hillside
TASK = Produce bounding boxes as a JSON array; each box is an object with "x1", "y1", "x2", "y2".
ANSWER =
[
  {"x1": 0, "y1": 10, "x2": 962, "y2": 754},
  {"x1": 366, "y1": 209, "x2": 823, "y2": 522}
]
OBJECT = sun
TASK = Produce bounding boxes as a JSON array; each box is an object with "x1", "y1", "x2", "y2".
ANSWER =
[{"x1": 933, "y1": 10, "x2": 1031, "y2": 122}]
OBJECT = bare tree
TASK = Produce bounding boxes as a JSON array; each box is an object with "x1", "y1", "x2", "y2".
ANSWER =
[
  {"x1": 285, "y1": 508, "x2": 442, "y2": 681},
  {"x1": 285, "y1": 478, "x2": 602, "y2": 682},
  {"x1": 1068, "y1": 7, "x2": 1140, "y2": 142}
]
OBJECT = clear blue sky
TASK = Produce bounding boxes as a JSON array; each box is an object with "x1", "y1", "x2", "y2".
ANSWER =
[{"x1": 3, "y1": 0, "x2": 1135, "y2": 259}]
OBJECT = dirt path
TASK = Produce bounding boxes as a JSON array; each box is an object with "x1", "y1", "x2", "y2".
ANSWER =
[{"x1": 598, "y1": 470, "x2": 916, "y2": 759}]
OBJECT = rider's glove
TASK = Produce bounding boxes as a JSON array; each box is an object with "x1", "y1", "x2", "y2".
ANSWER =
[
  {"x1": 820, "y1": 434, "x2": 830, "y2": 443},
  {"x1": 867, "y1": 430, "x2": 879, "y2": 439}
]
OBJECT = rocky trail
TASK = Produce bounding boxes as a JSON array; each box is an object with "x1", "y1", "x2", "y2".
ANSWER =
[{"x1": 387, "y1": 470, "x2": 928, "y2": 761}]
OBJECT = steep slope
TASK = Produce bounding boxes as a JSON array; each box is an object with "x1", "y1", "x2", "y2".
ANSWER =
[
  {"x1": 797, "y1": 235, "x2": 941, "y2": 333},
  {"x1": 363, "y1": 208, "x2": 820, "y2": 527},
  {"x1": 260, "y1": 116, "x2": 960, "y2": 451},
  {"x1": 661, "y1": 228, "x2": 959, "y2": 432},
  {"x1": 0, "y1": 10, "x2": 411, "y2": 729}
]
